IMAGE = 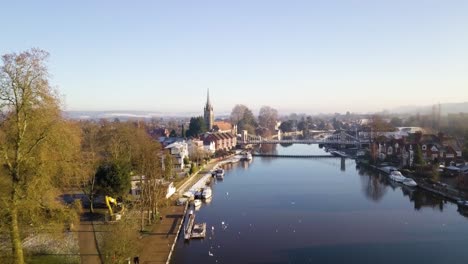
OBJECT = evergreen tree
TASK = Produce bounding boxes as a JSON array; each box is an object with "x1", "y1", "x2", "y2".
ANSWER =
[
  {"x1": 186, "y1": 116, "x2": 207, "y2": 137},
  {"x1": 413, "y1": 145, "x2": 425, "y2": 166}
]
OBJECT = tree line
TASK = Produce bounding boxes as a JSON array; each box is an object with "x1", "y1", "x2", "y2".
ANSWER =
[{"x1": 0, "y1": 49, "x2": 170, "y2": 264}]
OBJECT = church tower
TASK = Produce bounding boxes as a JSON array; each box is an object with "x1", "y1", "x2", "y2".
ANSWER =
[{"x1": 204, "y1": 89, "x2": 214, "y2": 130}]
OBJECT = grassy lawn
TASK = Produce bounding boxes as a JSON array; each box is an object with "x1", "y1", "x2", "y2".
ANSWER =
[{"x1": 26, "y1": 255, "x2": 80, "y2": 264}]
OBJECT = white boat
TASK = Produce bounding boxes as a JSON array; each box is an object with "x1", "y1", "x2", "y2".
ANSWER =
[
  {"x1": 389, "y1": 170, "x2": 406, "y2": 182},
  {"x1": 242, "y1": 152, "x2": 253, "y2": 161},
  {"x1": 215, "y1": 168, "x2": 225, "y2": 176},
  {"x1": 193, "y1": 199, "x2": 202, "y2": 207},
  {"x1": 402, "y1": 178, "x2": 417, "y2": 187},
  {"x1": 202, "y1": 187, "x2": 212, "y2": 199}
]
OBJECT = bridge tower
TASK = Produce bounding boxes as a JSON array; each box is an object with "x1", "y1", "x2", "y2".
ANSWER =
[
  {"x1": 242, "y1": 130, "x2": 248, "y2": 142},
  {"x1": 340, "y1": 130, "x2": 346, "y2": 149}
]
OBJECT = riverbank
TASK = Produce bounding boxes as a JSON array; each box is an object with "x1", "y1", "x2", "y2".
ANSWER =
[
  {"x1": 139, "y1": 154, "x2": 240, "y2": 264},
  {"x1": 360, "y1": 161, "x2": 467, "y2": 202}
]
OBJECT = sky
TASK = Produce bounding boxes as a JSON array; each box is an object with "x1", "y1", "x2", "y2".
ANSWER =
[{"x1": 1, "y1": 0, "x2": 468, "y2": 114}]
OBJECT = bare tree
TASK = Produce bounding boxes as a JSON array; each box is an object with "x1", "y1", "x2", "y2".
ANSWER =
[
  {"x1": 230, "y1": 104, "x2": 248, "y2": 124},
  {"x1": 258, "y1": 106, "x2": 278, "y2": 134}
]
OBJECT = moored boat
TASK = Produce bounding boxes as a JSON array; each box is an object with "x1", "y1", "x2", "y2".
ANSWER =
[
  {"x1": 193, "y1": 199, "x2": 202, "y2": 207},
  {"x1": 389, "y1": 170, "x2": 406, "y2": 182},
  {"x1": 202, "y1": 187, "x2": 212, "y2": 199},
  {"x1": 402, "y1": 178, "x2": 417, "y2": 187},
  {"x1": 241, "y1": 152, "x2": 253, "y2": 161}
]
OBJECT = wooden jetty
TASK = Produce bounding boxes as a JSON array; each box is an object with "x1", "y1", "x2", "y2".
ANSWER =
[
  {"x1": 184, "y1": 212, "x2": 195, "y2": 240},
  {"x1": 184, "y1": 211, "x2": 207, "y2": 240},
  {"x1": 190, "y1": 223, "x2": 207, "y2": 239}
]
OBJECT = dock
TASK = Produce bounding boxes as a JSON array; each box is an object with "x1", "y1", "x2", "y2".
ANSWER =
[
  {"x1": 183, "y1": 211, "x2": 206, "y2": 240},
  {"x1": 190, "y1": 223, "x2": 207, "y2": 239},
  {"x1": 184, "y1": 212, "x2": 195, "y2": 240}
]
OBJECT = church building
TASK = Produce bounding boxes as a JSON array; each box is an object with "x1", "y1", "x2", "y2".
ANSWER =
[{"x1": 204, "y1": 89, "x2": 214, "y2": 130}]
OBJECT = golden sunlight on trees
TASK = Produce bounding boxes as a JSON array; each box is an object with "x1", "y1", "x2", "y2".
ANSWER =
[{"x1": 0, "y1": 49, "x2": 81, "y2": 264}]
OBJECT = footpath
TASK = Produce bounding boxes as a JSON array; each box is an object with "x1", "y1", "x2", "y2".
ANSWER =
[
  {"x1": 77, "y1": 213, "x2": 102, "y2": 264},
  {"x1": 139, "y1": 156, "x2": 237, "y2": 263},
  {"x1": 138, "y1": 205, "x2": 185, "y2": 264}
]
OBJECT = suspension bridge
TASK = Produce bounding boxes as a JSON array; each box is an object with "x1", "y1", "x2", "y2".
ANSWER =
[{"x1": 239, "y1": 130, "x2": 363, "y2": 146}]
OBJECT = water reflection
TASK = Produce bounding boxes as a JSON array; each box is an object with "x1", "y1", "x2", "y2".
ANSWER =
[
  {"x1": 357, "y1": 166, "x2": 387, "y2": 202},
  {"x1": 173, "y1": 145, "x2": 468, "y2": 264},
  {"x1": 357, "y1": 165, "x2": 448, "y2": 212}
]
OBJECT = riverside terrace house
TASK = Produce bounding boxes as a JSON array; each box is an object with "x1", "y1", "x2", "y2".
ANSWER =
[
  {"x1": 213, "y1": 121, "x2": 238, "y2": 134},
  {"x1": 187, "y1": 138, "x2": 215, "y2": 155},
  {"x1": 373, "y1": 132, "x2": 463, "y2": 165},
  {"x1": 164, "y1": 141, "x2": 189, "y2": 170},
  {"x1": 203, "y1": 132, "x2": 237, "y2": 152}
]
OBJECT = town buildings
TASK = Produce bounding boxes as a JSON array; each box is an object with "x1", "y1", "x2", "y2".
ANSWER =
[{"x1": 165, "y1": 141, "x2": 189, "y2": 170}]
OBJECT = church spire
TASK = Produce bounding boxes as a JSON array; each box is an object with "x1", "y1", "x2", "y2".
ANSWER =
[
  {"x1": 206, "y1": 88, "x2": 211, "y2": 108},
  {"x1": 204, "y1": 88, "x2": 214, "y2": 130}
]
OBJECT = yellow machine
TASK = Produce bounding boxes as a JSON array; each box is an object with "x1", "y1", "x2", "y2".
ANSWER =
[{"x1": 105, "y1": 195, "x2": 124, "y2": 221}]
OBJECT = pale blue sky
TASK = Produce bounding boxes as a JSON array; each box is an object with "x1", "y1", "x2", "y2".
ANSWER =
[{"x1": 2, "y1": 0, "x2": 468, "y2": 114}]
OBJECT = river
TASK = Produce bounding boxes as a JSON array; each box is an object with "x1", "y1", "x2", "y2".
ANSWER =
[{"x1": 172, "y1": 144, "x2": 468, "y2": 264}]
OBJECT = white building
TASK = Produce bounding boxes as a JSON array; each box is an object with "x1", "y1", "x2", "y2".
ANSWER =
[
  {"x1": 130, "y1": 175, "x2": 176, "y2": 199},
  {"x1": 187, "y1": 139, "x2": 204, "y2": 156},
  {"x1": 165, "y1": 141, "x2": 189, "y2": 170}
]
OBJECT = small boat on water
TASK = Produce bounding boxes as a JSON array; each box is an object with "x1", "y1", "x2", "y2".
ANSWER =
[
  {"x1": 213, "y1": 168, "x2": 224, "y2": 180},
  {"x1": 241, "y1": 152, "x2": 253, "y2": 161},
  {"x1": 402, "y1": 178, "x2": 417, "y2": 187},
  {"x1": 389, "y1": 170, "x2": 406, "y2": 182},
  {"x1": 194, "y1": 189, "x2": 203, "y2": 199},
  {"x1": 193, "y1": 199, "x2": 202, "y2": 208},
  {"x1": 202, "y1": 187, "x2": 212, "y2": 199}
]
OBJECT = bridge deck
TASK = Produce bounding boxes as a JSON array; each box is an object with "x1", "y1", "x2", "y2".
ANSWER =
[
  {"x1": 239, "y1": 140, "x2": 361, "y2": 145},
  {"x1": 252, "y1": 154, "x2": 347, "y2": 158}
]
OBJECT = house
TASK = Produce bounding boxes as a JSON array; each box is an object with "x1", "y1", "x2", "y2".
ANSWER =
[
  {"x1": 149, "y1": 128, "x2": 170, "y2": 138},
  {"x1": 204, "y1": 141, "x2": 216, "y2": 153},
  {"x1": 203, "y1": 132, "x2": 237, "y2": 152},
  {"x1": 130, "y1": 175, "x2": 176, "y2": 199},
  {"x1": 372, "y1": 132, "x2": 463, "y2": 166},
  {"x1": 165, "y1": 141, "x2": 189, "y2": 170},
  {"x1": 187, "y1": 139, "x2": 204, "y2": 155},
  {"x1": 213, "y1": 121, "x2": 237, "y2": 134}
]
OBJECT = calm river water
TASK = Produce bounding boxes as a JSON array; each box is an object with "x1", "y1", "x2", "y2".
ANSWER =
[{"x1": 172, "y1": 144, "x2": 468, "y2": 264}]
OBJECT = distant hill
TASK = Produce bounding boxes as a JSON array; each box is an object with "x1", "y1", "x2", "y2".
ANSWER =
[
  {"x1": 392, "y1": 102, "x2": 468, "y2": 115},
  {"x1": 64, "y1": 110, "x2": 198, "y2": 120}
]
